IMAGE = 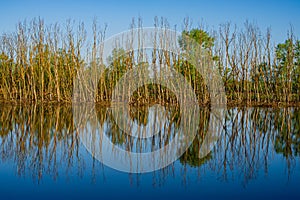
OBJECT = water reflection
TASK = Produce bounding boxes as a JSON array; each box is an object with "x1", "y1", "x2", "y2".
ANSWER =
[
  {"x1": 0, "y1": 104, "x2": 81, "y2": 182},
  {"x1": 0, "y1": 104, "x2": 299, "y2": 186},
  {"x1": 215, "y1": 107, "x2": 300, "y2": 186}
]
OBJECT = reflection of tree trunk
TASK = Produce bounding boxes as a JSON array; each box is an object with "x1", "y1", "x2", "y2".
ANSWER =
[{"x1": 0, "y1": 103, "x2": 299, "y2": 185}]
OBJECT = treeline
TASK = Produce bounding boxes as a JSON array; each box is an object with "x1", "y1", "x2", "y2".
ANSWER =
[
  {"x1": 0, "y1": 18, "x2": 299, "y2": 105},
  {"x1": 215, "y1": 21, "x2": 300, "y2": 105},
  {"x1": 0, "y1": 20, "x2": 84, "y2": 102}
]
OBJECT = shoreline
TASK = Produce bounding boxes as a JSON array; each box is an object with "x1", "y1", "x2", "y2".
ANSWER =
[{"x1": 1, "y1": 99, "x2": 300, "y2": 107}]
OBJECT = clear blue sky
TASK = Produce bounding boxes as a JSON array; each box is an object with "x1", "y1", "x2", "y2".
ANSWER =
[{"x1": 0, "y1": 0, "x2": 300, "y2": 43}]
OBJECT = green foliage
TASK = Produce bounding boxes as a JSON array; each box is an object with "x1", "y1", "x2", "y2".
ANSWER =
[
  {"x1": 0, "y1": 19, "x2": 300, "y2": 105},
  {"x1": 275, "y1": 39, "x2": 300, "y2": 101},
  {"x1": 176, "y1": 29, "x2": 215, "y2": 103},
  {"x1": 179, "y1": 29, "x2": 214, "y2": 50}
]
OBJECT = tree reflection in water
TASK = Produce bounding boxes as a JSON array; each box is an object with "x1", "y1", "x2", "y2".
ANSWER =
[{"x1": 0, "y1": 103, "x2": 299, "y2": 186}]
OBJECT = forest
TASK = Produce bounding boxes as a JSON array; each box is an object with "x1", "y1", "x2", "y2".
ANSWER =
[{"x1": 0, "y1": 17, "x2": 299, "y2": 106}]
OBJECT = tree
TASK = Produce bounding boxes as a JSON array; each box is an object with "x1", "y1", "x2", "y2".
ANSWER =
[
  {"x1": 176, "y1": 29, "x2": 215, "y2": 103},
  {"x1": 275, "y1": 39, "x2": 300, "y2": 102},
  {"x1": 179, "y1": 29, "x2": 215, "y2": 51}
]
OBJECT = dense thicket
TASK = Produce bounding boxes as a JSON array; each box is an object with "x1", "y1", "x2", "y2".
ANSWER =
[{"x1": 0, "y1": 18, "x2": 299, "y2": 105}]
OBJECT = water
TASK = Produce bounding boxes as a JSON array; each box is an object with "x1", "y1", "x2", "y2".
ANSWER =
[{"x1": 0, "y1": 104, "x2": 299, "y2": 199}]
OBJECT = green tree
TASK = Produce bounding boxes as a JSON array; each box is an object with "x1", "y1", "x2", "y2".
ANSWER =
[
  {"x1": 275, "y1": 39, "x2": 300, "y2": 102},
  {"x1": 179, "y1": 29, "x2": 215, "y2": 51},
  {"x1": 177, "y1": 29, "x2": 215, "y2": 103}
]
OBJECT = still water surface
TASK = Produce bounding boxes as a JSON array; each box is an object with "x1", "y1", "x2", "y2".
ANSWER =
[{"x1": 0, "y1": 104, "x2": 299, "y2": 199}]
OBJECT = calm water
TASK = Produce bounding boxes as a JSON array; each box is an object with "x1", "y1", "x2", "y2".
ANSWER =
[{"x1": 0, "y1": 104, "x2": 299, "y2": 199}]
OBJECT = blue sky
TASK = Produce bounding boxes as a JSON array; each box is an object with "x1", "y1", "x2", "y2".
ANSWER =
[{"x1": 0, "y1": 0, "x2": 300, "y2": 43}]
